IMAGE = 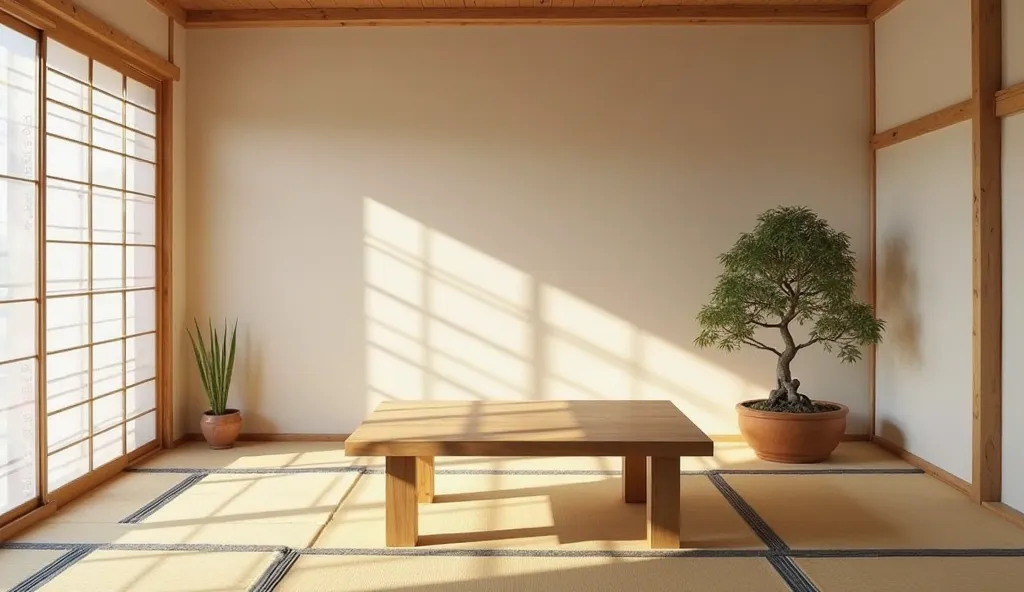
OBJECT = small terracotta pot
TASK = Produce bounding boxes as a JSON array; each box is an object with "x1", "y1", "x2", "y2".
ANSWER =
[
  {"x1": 200, "y1": 409, "x2": 243, "y2": 450},
  {"x1": 736, "y1": 400, "x2": 849, "y2": 463}
]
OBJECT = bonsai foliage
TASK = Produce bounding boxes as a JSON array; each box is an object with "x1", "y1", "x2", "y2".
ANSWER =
[
  {"x1": 187, "y1": 318, "x2": 238, "y2": 416},
  {"x1": 695, "y1": 206, "x2": 884, "y2": 412}
]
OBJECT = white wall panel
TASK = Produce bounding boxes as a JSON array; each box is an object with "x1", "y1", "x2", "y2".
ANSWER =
[
  {"x1": 875, "y1": 123, "x2": 973, "y2": 483},
  {"x1": 876, "y1": 0, "x2": 971, "y2": 131}
]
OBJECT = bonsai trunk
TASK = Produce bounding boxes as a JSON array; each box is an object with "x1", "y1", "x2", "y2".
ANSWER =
[
  {"x1": 776, "y1": 352, "x2": 797, "y2": 401},
  {"x1": 768, "y1": 322, "x2": 806, "y2": 407}
]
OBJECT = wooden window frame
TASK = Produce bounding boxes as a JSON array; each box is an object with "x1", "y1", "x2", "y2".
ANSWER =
[{"x1": 0, "y1": 7, "x2": 173, "y2": 536}]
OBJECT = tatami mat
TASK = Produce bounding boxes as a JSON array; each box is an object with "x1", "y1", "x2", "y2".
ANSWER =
[
  {"x1": 276, "y1": 555, "x2": 791, "y2": 592},
  {"x1": 5, "y1": 442, "x2": 1024, "y2": 592},
  {"x1": 12, "y1": 471, "x2": 359, "y2": 548},
  {"x1": 144, "y1": 472, "x2": 358, "y2": 526},
  {"x1": 36, "y1": 550, "x2": 276, "y2": 592},
  {"x1": 796, "y1": 557, "x2": 1024, "y2": 592},
  {"x1": 136, "y1": 441, "x2": 374, "y2": 470},
  {"x1": 42, "y1": 473, "x2": 188, "y2": 524},
  {"x1": 313, "y1": 473, "x2": 763, "y2": 550},
  {"x1": 0, "y1": 549, "x2": 66, "y2": 591},
  {"x1": 726, "y1": 473, "x2": 1024, "y2": 549},
  {"x1": 12, "y1": 521, "x2": 322, "y2": 548}
]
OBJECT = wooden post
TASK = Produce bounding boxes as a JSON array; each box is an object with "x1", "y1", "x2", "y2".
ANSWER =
[
  {"x1": 386, "y1": 456, "x2": 418, "y2": 546},
  {"x1": 868, "y1": 19, "x2": 877, "y2": 438},
  {"x1": 971, "y1": 0, "x2": 1002, "y2": 504},
  {"x1": 622, "y1": 456, "x2": 646, "y2": 503},
  {"x1": 416, "y1": 457, "x2": 434, "y2": 503},
  {"x1": 646, "y1": 456, "x2": 680, "y2": 549}
]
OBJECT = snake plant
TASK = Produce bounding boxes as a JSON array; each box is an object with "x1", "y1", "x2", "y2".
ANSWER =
[{"x1": 187, "y1": 318, "x2": 238, "y2": 416}]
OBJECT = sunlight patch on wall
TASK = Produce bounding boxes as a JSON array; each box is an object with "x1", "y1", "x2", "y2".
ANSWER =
[{"x1": 363, "y1": 197, "x2": 764, "y2": 433}]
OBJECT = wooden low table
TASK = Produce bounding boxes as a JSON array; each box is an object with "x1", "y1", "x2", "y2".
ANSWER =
[{"x1": 345, "y1": 400, "x2": 714, "y2": 549}]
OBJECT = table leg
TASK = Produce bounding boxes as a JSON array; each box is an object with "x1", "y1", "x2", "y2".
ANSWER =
[
  {"x1": 646, "y1": 456, "x2": 680, "y2": 549},
  {"x1": 386, "y1": 456, "x2": 418, "y2": 547},
  {"x1": 622, "y1": 456, "x2": 647, "y2": 503},
  {"x1": 417, "y1": 457, "x2": 434, "y2": 503}
]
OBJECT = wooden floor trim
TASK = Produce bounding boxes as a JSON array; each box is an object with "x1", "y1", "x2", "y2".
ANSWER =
[
  {"x1": 983, "y1": 502, "x2": 1024, "y2": 530},
  {"x1": 0, "y1": 441, "x2": 164, "y2": 542},
  {"x1": 711, "y1": 434, "x2": 870, "y2": 443},
  {"x1": 872, "y1": 435, "x2": 972, "y2": 495},
  {"x1": 871, "y1": 99, "x2": 974, "y2": 150},
  {"x1": 185, "y1": 5, "x2": 868, "y2": 28}
]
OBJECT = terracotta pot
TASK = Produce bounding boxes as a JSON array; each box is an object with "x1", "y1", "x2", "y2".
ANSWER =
[
  {"x1": 736, "y1": 400, "x2": 849, "y2": 463},
  {"x1": 200, "y1": 409, "x2": 243, "y2": 450}
]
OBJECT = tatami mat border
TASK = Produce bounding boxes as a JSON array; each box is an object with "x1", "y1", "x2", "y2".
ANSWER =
[
  {"x1": 9, "y1": 548, "x2": 93, "y2": 592},
  {"x1": 708, "y1": 473, "x2": 789, "y2": 551},
  {"x1": 119, "y1": 473, "x2": 209, "y2": 524},
  {"x1": 768, "y1": 555, "x2": 820, "y2": 592},
  {"x1": 7, "y1": 541, "x2": 1024, "y2": 559},
  {"x1": 125, "y1": 466, "x2": 926, "y2": 476},
  {"x1": 8, "y1": 543, "x2": 1024, "y2": 592},
  {"x1": 251, "y1": 549, "x2": 302, "y2": 592}
]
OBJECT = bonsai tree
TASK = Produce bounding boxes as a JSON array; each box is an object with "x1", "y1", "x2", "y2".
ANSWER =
[{"x1": 694, "y1": 206, "x2": 884, "y2": 413}]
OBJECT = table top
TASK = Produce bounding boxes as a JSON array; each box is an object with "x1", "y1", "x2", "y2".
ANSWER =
[{"x1": 344, "y1": 400, "x2": 714, "y2": 457}]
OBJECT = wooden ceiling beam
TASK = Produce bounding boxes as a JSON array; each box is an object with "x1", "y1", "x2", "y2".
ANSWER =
[
  {"x1": 867, "y1": 0, "x2": 905, "y2": 21},
  {"x1": 146, "y1": 0, "x2": 187, "y2": 25},
  {"x1": 23, "y1": 0, "x2": 180, "y2": 80},
  {"x1": 185, "y1": 5, "x2": 868, "y2": 28},
  {"x1": 0, "y1": 0, "x2": 56, "y2": 30}
]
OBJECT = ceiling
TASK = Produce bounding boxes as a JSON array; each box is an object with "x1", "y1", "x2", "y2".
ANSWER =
[{"x1": 178, "y1": 0, "x2": 871, "y2": 9}]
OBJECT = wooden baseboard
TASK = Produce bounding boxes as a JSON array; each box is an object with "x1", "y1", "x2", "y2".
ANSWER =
[
  {"x1": 710, "y1": 434, "x2": 870, "y2": 443},
  {"x1": 872, "y1": 435, "x2": 971, "y2": 495},
  {"x1": 983, "y1": 502, "x2": 1024, "y2": 530},
  {"x1": 0, "y1": 502, "x2": 57, "y2": 543},
  {"x1": 181, "y1": 432, "x2": 351, "y2": 443}
]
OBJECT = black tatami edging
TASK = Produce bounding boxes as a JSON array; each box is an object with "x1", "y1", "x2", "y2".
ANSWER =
[
  {"x1": 767, "y1": 555, "x2": 820, "y2": 592},
  {"x1": 250, "y1": 549, "x2": 301, "y2": 592},
  {"x1": 128, "y1": 466, "x2": 926, "y2": 477},
  {"x1": 706, "y1": 473, "x2": 820, "y2": 592},
  {"x1": 126, "y1": 466, "x2": 366, "y2": 474},
  {"x1": 7, "y1": 541, "x2": 1024, "y2": 559},
  {"x1": 707, "y1": 473, "x2": 789, "y2": 551},
  {"x1": 119, "y1": 473, "x2": 208, "y2": 523},
  {"x1": 9, "y1": 547, "x2": 94, "y2": 592}
]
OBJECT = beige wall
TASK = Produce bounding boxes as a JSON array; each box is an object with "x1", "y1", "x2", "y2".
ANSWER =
[
  {"x1": 874, "y1": 0, "x2": 971, "y2": 131},
  {"x1": 1003, "y1": 0, "x2": 1024, "y2": 515},
  {"x1": 1008, "y1": 0, "x2": 1024, "y2": 85},
  {"x1": 1003, "y1": 114, "x2": 1024, "y2": 512},
  {"x1": 185, "y1": 26, "x2": 871, "y2": 436},
  {"x1": 874, "y1": 123, "x2": 973, "y2": 482},
  {"x1": 873, "y1": 0, "x2": 973, "y2": 482},
  {"x1": 74, "y1": 0, "x2": 168, "y2": 60}
]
